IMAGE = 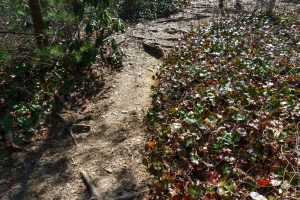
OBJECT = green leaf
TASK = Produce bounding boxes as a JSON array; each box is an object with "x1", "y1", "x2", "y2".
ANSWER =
[
  {"x1": 50, "y1": 46, "x2": 64, "y2": 58},
  {"x1": 234, "y1": 113, "x2": 246, "y2": 121},
  {"x1": 220, "y1": 131, "x2": 234, "y2": 145},
  {"x1": 0, "y1": 49, "x2": 12, "y2": 61},
  {"x1": 188, "y1": 185, "x2": 203, "y2": 197}
]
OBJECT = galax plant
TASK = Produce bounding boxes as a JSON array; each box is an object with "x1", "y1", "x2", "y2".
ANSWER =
[{"x1": 146, "y1": 11, "x2": 300, "y2": 199}]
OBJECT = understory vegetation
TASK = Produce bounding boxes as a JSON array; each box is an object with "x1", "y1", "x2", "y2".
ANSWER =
[
  {"x1": 120, "y1": 0, "x2": 190, "y2": 20},
  {"x1": 0, "y1": 0, "x2": 189, "y2": 157},
  {"x1": 0, "y1": 0, "x2": 124, "y2": 155},
  {"x1": 146, "y1": 11, "x2": 300, "y2": 199}
]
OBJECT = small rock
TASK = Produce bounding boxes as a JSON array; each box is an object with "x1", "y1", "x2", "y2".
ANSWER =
[
  {"x1": 130, "y1": 110, "x2": 137, "y2": 115},
  {"x1": 142, "y1": 42, "x2": 164, "y2": 59},
  {"x1": 105, "y1": 168, "x2": 113, "y2": 174}
]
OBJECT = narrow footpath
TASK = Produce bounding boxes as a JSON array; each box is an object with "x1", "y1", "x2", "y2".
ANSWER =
[{"x1": 0, "y1": 1, "x2": 213, "y2": 199}]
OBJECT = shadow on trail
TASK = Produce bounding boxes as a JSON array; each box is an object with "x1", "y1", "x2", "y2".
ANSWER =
[
  {"x1": 102, "y1": 168, "x2": 141, "y2": 200},
  {"x1": 0, "y1": 64, "x2": 111, "y2": 200},
  {"x1": 3, "y1": 138, "x2": 71, "y2": 200}
]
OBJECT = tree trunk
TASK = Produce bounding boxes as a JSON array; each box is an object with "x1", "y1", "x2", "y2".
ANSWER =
[
  {"x1": 28, "y1": 0, "x2": 48, "y2": 48},
  {"x1": 235, "y1": 0, "x2": 243, "y2": 11},
  {"x1": 266, "y1": 0, "x2": 276, "y2": 15},
  {"x1": 219, "y1": 0, "x2": 224, "y2": 10},
  {"x1": 252, "y1": 0, "x2": 260, "y2": 14}
]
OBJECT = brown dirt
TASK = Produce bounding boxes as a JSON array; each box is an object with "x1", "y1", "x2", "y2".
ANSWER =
[{"x1": 1, "y1": 0, "x2": 298, "y2": 200}]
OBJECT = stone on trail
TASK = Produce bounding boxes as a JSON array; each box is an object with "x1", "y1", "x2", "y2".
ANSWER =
[{"x1": 142, "y1": 42, "x2": 164, "y2": 59}]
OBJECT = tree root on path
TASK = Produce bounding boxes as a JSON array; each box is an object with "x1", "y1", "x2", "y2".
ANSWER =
[
  {"x1": 80, "y1": 169, "x2": 101, "y2": 200},
  {"x1": 80, "y1": 167, "x2": 149, "y2": 200}
]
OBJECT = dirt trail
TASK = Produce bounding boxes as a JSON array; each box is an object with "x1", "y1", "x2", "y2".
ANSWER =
[
  {"x1": 0, "y1": 1, "x2": 212, "y2": 199},
  {"x1": 71, "y1": 2, "x2": 212, "y2": 197}
]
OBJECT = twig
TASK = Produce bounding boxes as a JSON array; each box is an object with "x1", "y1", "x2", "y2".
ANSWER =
[
  {"x1": 68, "y1": 128, "x2": 78, "y2": 147},
  {"x1": 69, "y1": 156, "x2": 76, "y2": 165},
  {"x1": 80, "y1": 169, "x2": 100, "y2": 200},
  {"x1": 0, "y1": 31, "x2": 34, "y2": 35}
]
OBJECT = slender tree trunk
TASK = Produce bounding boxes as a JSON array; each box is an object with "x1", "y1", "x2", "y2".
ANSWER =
[
  {"x1": 218, "y1": 0, "x2": 225, "y2": 15},
  {"x1": 235, "y1": 0, "x2": 243, "y2": 11},
  {"x1": 28, "y1": 0, "x2": 48, "y2": 48},
  {"x1": 219, "y1": 0, "x2": 224, "y2": 10},
  {"x1": 266, "y1": 0, "x2": 276, "y2": 15},
  {"x1": 252, "y1": 0, "x2": 260, "y2": 14}
]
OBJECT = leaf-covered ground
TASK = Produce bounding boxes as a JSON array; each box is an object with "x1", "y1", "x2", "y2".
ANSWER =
[{"x1": 146, "y1": 12, "x2": 300, "y2": 199}]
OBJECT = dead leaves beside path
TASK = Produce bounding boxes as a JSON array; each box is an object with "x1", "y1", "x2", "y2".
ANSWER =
[{"x1": 145, "y1": 11, "x2": 300, "y2": 200}]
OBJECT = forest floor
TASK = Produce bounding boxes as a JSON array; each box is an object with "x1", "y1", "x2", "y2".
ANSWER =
[
  {"x1": 0, "y1": 0, "x2": 213, "y2": 199},
  {"x1": 1, "y1": 0, "x2": 299, "y2": 199}
]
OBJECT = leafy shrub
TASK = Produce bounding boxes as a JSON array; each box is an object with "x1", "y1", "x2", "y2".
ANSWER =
[
  {"x1": 0, "y1": 0, "x2": 124, "y2": 149},
  {"x1": 146, "y1": 11, "x2": 300, "y2": 199},
  {"x1": 120, "y1": 0, "x2": 190, "y2": 20}
]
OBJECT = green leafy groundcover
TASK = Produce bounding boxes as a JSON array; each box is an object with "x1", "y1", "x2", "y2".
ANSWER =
[
  {"x1": 120, "y1": 0, "x2": 189, "y2": 20},
  {"x1": 146, "y1": 12, "x2": 300, "y2": 199}
]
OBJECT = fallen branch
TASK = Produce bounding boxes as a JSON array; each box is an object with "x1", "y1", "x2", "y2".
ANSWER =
[{"x1": 80, "y1": 169, "x2": 100, "y2": 200}]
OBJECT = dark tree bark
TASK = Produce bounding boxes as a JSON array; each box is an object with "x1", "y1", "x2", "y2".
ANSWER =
[
  {"x1": 253, "y1": 0, "x2": 260, "y2": 13},
  {"x1": 219, "y1": 0, "x2": 224, "y2": 10},
  {"x1": 266, "y1": 0, "x2": 276, "y2": 15},
  {"x1": 28, "y1": 0, "x2": 48, "y2": 48},
  {"x1": 253, "y1": 0, "x2": 276, "y2": 15},
  {"x1": 235, "y1": 0, "x2": 243, "y2": 11}
]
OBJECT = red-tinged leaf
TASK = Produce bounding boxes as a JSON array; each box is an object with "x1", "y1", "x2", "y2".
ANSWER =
[
  {"x1": 148, "y1": 141, "x2": 156, "y2": 149},
  {"x1": 171, "y1": 195, "x2": 181, "y2": 200},
  {"x1": 183, "y1": 194, "x2": 194, "y2": 200},
  {"x1": 207, "y1": 171, "x2": 219, "y2": 185},
  {"x1": 173, "y1": 182, "x2": 184, "y2": 190},
  {"x1": 206, "y1": 79, "x2": 218, "y2": 86},
  {"x1": 204, "y1": 193, "x2": 220, "y2": 200},
  {"x1": 256, "y1": 179, "x2": 271, "y2": 187},
  {"x1": 162, "y1": 172, "x2": 172, "y2": 181}
]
